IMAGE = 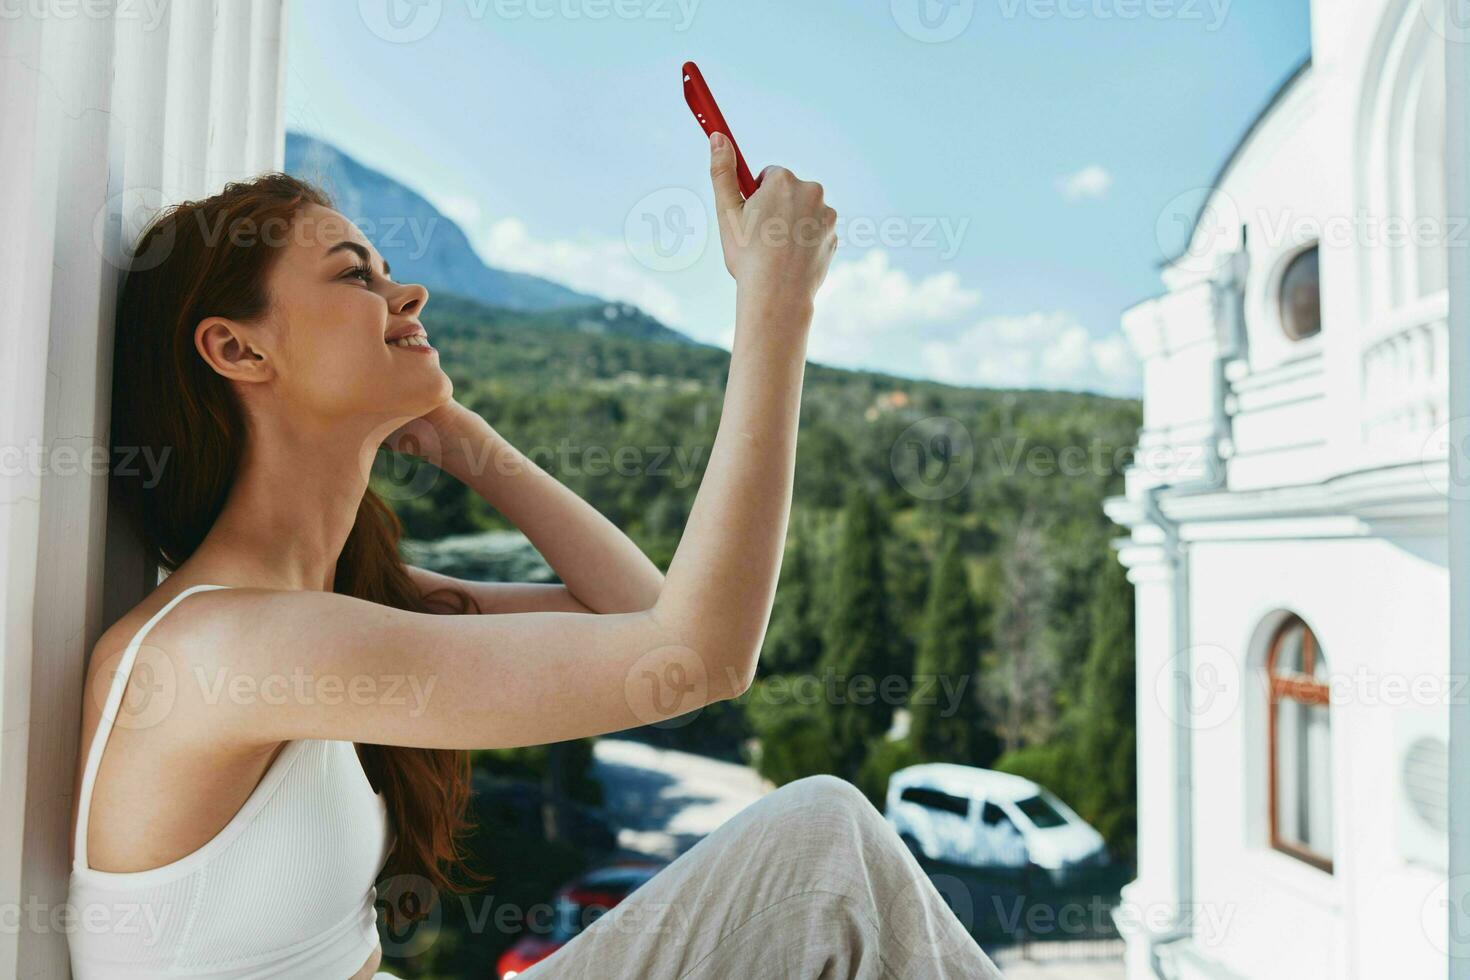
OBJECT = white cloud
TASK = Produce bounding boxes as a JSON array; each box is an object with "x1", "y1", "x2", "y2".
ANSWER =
[
  {"x1": 433, "y1": 194, "x2": 483, "y2": 229},
  {"x1": 469, "y1": 217, "x2": 687, "y2": 327},
  {"x1": 799, "y1": 249, "x2": 982, "y2": 368},
  {"x1": 1091, "y1": 332, "x2": 1137, "y2": 381},
  {"x1": 919, "y1": 311, "x2": 1139, "y2": 395},
  {"x1": 1056, "y1": 165, "x2": 1113, "y2": 202},
  {"x1": 419, "y1": 188, "x2": 702, "y2": 330},
  {"x1": 714, "y1": 254, "x2": 1138, "y2": 396}
]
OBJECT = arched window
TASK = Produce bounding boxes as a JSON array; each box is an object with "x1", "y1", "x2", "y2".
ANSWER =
[{"x1": 1267, "y1": 615, "x2": 1333, "y2": 872}]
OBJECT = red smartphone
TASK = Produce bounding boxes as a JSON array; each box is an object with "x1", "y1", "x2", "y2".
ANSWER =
[{"x1": 683, "y1": 61, "x2": 761, "y2": 199}]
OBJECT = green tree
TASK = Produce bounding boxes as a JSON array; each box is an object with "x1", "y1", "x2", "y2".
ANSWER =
[
  {"x1": 760, "y1": 514, "x2": 825, "y2": 677},
  {"x1": 1044, "y1": 518, "x2": 1113, "y2": 710},
  {"x1": 882, "y1": 514, "x2": 932, "y2": 681},
  {"x1": 1072, "y1": 553, "x2": 1137, "y2": 859},
  {"x1": 795, "y1": 422, "x2": 854, "y2": 509},
  {"x1": 855, "y1": 735, "x2": 927, "y2": 810},
  {"x1": 820, "y1": 486, "x2": 902, "y2": 781},
  {"x1": 981, "y1": 508, "x2": 1061, "y2": 752},
  {"x1": 744, "y1": 675, "x2": 838, "y2": 786},
  {"x1": 909, "y1": 527, "x2": 999, "y2": 766}
]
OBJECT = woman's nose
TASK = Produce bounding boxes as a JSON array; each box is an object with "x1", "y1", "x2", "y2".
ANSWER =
[{"x1": 391, "y1": 281, "x2": 429, "y2": 316}]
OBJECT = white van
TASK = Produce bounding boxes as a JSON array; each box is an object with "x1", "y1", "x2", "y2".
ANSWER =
[{"x1": 884, "y1": 763, "x2": 1108, "y2": 884}]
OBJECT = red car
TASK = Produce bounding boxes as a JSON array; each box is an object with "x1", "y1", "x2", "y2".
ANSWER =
[{"x1": 495, "y1": 860, "x2": 667, "y2": 978}]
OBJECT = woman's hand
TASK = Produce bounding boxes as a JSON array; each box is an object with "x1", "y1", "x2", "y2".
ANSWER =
[
  {"x1": 381, "y1": 398, "x2": 488, "y2": 466},
  {"x1": 708, "y1": 132, "x2": 838, "y2": 308}
]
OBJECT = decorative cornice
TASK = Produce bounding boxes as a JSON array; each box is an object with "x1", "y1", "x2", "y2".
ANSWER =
[{"x1": 1105, "y1": 459, "x2": 1448, "y2": 541}]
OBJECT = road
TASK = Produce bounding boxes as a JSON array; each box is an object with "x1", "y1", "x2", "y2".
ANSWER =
[{"x1": 590, "y1": 735, "x2": 775, "y2": 860}]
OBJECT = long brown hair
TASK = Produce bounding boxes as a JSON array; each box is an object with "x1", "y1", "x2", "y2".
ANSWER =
[{"x1": 109, "y1": 172, "x2": 488, "y2": 918}]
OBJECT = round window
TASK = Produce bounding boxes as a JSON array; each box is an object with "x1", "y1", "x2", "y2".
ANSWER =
[{"x1": 1279, "y1": 246, "x2": 1321, "y2": 341}]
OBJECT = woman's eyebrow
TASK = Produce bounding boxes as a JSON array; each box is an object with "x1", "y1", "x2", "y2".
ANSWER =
[{"x1": 324, "y1": 240, "x2": 392, "y2": 277}]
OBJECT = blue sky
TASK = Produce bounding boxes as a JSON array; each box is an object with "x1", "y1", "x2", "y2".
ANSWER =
[{"x1": 284, "y1": 0, "x2": 1310, "y2": 397}]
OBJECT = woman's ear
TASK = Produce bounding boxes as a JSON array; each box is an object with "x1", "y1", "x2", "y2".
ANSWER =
[{"x1": 196, "y1": 316, "x2": 272, "y2": 384}]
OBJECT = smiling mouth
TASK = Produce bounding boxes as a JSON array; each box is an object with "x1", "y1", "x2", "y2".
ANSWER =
[{"x1": 387, "y1": 335, "x2": 434, "y2": 350}]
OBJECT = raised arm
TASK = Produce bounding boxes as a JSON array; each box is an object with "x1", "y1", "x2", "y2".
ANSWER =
[{"x1": 195, "y1": 133, "x2": 836, "y2": 752}]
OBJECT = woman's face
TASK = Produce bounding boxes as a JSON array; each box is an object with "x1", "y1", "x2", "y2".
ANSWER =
[{"x1": 210, "y1": 203, "x2": 451, "y2": 432}]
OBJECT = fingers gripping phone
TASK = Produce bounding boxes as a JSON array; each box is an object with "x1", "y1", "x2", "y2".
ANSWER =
[{"x1": 683, "y1": 61, "x2": 761, "y2": 199}]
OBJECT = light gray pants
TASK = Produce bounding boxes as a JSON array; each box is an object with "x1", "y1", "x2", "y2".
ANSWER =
[{"x1": 511, "y1": 773, "x2": 1005, "y2": 979}]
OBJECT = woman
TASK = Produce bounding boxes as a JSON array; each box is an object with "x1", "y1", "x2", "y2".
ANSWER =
[{"x1": 67, "y1": 132, "x2": 1003, "y2": 978}]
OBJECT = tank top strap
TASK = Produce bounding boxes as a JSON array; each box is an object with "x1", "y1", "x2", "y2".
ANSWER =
[{"x1": 73, "y1": 583, "x2": 234, "y2": 871}]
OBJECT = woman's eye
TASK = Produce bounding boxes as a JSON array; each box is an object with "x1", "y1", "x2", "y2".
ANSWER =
[{"x1": 344, "y1": 264, "x2": 373, "y2": 284}]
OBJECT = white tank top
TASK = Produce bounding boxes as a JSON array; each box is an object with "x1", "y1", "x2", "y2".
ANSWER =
[{"x1": 68, "y1": 583, "x2": 394, "y2": 978}]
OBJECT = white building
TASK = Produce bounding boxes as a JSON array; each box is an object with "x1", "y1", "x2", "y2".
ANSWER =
[{"x1": 1105, "y1": 2, "x2": 1458, "y2": 977}]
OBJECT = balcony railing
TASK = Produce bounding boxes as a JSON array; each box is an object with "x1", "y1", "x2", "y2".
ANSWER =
[{"x1": 1361, "y1": 290, "x2": 1450, "y2": 450}]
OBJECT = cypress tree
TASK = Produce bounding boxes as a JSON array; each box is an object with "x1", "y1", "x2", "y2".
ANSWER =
[
  {"x1": 760, "y1": 514, "x2": 824, "y2": 677},
  {"x1": 910, "y1": 527, "x2": 999, "y2": 766},
  {"x1": 819, "y1": 487, "x2": 902, "y2": 781}
]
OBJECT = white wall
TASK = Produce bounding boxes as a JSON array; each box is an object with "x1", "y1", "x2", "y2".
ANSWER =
[
  {"x1": 0, "y1": 3, "x2": 287, "y2": 975},
  {"x1": 1185, "y1": 532, "x2": 1447, "y2": 979}
]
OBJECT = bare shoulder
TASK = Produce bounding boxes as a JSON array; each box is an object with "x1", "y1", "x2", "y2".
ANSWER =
[
  {"x1": 81, "y1": 590, "x2": 388, "y2": 752},
  {"x1": 89, "y1": 583, "x2": 258, "y2": 678},
  {"x1": 76, "y1": 588, "x2": 250, "y2": 825},
  {"x1": 86, "y1": 586, "x2": 215, "y2": 700}
]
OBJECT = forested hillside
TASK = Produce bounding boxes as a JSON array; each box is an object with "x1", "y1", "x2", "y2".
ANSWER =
[{"x1": 375, "y1": 290, "x2": 1142, "y2": 861}]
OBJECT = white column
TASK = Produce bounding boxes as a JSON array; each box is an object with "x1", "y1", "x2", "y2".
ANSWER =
[
  {"x1": 1115, "y1": 536, "x2": 1188, "y2": 980},
  {"x1": 0, "y1": 3, "x2": 287, "y2": 975},
  {"x1": 1447, "y1": 7, "x2": 1470, "y2": 979}
]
